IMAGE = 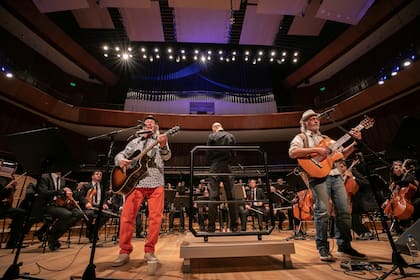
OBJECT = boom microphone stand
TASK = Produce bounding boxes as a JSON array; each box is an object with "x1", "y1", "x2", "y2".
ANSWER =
[
  {"x1": 2, "y1": 127, "x2": 77, "y2": 280},
  {"x1": 324, "y1": 114, "x2": 409, "y2": 279},
  {"x1": 77, "y1": 124, "x2": 145, "y2": 280}
]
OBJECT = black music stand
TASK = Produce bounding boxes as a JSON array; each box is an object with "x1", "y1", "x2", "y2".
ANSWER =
[{"x1": 2, "y1": 127, "x2": 77, "y2": 280}]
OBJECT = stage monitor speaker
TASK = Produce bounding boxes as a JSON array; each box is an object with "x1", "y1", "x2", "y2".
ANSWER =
[{"x1": 395, "y1": 219, "x2": 420, "y2": 255}]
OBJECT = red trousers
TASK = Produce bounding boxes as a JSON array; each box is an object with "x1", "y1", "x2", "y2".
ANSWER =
[{"x1": 118, "y1": 186, "x2": 164, "y2": 254}]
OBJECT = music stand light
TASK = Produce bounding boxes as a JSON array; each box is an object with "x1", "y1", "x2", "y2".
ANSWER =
[{"x1": 2, "y1": 127, "x2": 77, "y2": 280}]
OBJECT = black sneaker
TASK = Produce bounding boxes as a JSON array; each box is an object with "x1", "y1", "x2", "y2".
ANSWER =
[
  {"x1": 319, "y1": 248, "x2": 335, "y2": 262},
  {"x1": 337, "y1": 246, "x2": 367, "y2": 260}
]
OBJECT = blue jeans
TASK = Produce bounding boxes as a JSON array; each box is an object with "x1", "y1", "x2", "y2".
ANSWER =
[{"x1": 310, "y1": 175, "x2": 352, "y2": 251}]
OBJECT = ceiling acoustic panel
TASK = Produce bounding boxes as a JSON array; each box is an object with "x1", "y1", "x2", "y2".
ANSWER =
[
  {"x1": 288, "y1": 0, "x2": 326, "y2": 36},
  {"x1": 256, "y1": 0, "x2": 308, "y2": 16},
  {"x1": 120, "y1": 1, "x2": 164, "y2": 42},
  {"x1": 174, "y1": 8, "x2": 232, "y2": 44},
  {"x1": 240, "y1": 5, "x2": 282, "y2": 46},
  {"x1": 316, "y1": 0, "x2": 375, "y2": 25},
  {"x1": 168, "y1": 0, "x2": 240, "y2": 10},
  {"x1": 32, "y1": 0, "x2": 89, "y2": 13},
  {"x1": 72, "y1": 4, "x2": 114, "y2": 29},
  {"x1": 99, "y1": 0, "x2": 151, "y2": 9}
]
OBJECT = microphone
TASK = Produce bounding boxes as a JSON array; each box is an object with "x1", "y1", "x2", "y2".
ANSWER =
[
  {"x1": 318, "y1": 107, "x2": 336, "y2": 119},
  {"x1": 238, "y1": 164, "x2": 244, "y2": 171},
  {"x1": 127, "y1": 130, "x2": 153, "y2": 141}
]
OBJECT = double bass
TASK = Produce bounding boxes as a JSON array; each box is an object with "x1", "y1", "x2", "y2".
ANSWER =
[{"x1": 293, "y1": 189, "x2": 313, "y2": 221}]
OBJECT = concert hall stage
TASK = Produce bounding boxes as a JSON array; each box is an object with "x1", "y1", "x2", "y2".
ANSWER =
[{"x1": 1, "y1": 227, "x2": 419, "y2": 279}]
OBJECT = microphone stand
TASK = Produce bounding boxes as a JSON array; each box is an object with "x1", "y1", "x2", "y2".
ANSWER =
[
  {"x1": 75, "y1": 125, "x2": 141, "y2": 280},
  {"x1": 324, "y1": 114, "x2": 410, "y2": 279}
]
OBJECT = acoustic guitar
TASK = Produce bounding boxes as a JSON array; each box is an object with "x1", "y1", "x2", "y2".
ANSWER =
[
  {"x1": 111, "y1": 126, "x2": 181, "y2": 195},
  {"x1": 297, "y1": 117, "x2": 374, "y2": 178}
]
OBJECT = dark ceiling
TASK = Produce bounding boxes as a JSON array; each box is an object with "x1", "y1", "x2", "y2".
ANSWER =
[{"x1": 3, "y1": 0, "x2": 412, "y2": 91}]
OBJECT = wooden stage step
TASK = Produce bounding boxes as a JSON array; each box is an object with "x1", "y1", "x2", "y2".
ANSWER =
[{"x1": 180, "y1": 232, "x2": 295, "y2": 273}]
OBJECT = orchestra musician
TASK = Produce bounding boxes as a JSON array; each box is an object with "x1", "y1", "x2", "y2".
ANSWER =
[
  {"x1": 0, "y1": 173, "x2": 27, "y2": 249},
  {"x1": 338, "y1": 159, "x2": 378, "y2": 240},
  {"x1": 32, "y1": 172, "x2": 85, "y2": 251},
  {"x1": 240, "y1": 179, "x2": 267, "y2": 231},
  {"x1": 77, "y1": 170, "x2": 118, "y2": 242},
  {"x1": 384, "y1": 160, "x2": 419, "y2": 234},
  {"x1": 289, "y1": 109, "x2": 366, "y2": 262},
  {"x1": 112, "y1": 115, "x2": 171, "y2": 267},
  {"x1": 270, "y1": 178, "x2": 295, "y2": 231}
]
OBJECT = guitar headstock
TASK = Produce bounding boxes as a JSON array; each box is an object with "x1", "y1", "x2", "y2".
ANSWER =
[
  {"x1": 166, "y1": 125, "x2": 181, "y2": 136},
  {"x1": 360, "y1": 116, "x2": 375, "y2": 129}
]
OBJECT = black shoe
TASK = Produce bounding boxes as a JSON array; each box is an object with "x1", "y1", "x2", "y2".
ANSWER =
[
  {"x1": 337, "y1": 246, "x2": 367, "y2": 260},
  {"x1": 47, "y1": 236, "x2": 59, "y2": 251},
  {"x1": 207, "y1": 226, "x2": 215, "y2": 233},
  {"x1": 356, "y1": 232, "x2": 374, "y2": 240},
  {"x1": 5, "y1": 242, "x2": 28, "y2": 249},
  {"x1": 319, "y1": 248, "x2": 335, "y2": 262}
]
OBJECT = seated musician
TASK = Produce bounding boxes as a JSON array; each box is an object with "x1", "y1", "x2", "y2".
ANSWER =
[
  {"x1": 168, "y1": 181, "x2": 188, "y2": 233},
  {"x1": 338, "y1": 159, "x2": 378, "y2": 240},
  {"x1": 386, "y1": 160, "x2": 419, "y2": 234},
  {"x1": 77, "y1": 170, "x2": 120, "y2": 242},
  {"x1": 240, "y1": 179, "x2": 267, "y2": 231},
  {"x1": 33, "y1": 172, "x2": 85, "y2": 251},
  {"x1": 270, "y1": 178, "x2": 295, "y2": 231},
  {"x1": 0, "y1": 173, "x2": 27, "y2": 249}
]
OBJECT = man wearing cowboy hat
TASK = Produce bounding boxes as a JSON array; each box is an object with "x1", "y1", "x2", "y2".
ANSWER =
[{"x1": 288, "y1": 109, "x2": 366, "y2": 262}]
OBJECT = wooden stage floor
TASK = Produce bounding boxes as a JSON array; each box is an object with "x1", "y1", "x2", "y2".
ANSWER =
[{"x1": 1, "y1": 229, "x2": 419, "y2": 280}]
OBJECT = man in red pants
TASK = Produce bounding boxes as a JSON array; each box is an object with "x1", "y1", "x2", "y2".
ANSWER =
[{"x1": 112, "y1": 115, "x2": 171, "y2": 267}]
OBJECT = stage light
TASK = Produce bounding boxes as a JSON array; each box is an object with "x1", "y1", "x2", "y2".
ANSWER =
[
  {"x1": 294, "y1": 51, "x2": 299, "y2": 56},
  {"x1": 103, "y1": 45, "x2": 109, "y2": 51},
  {"x1": 156, "y1": 54, "x2": 160, "y2": 59},
  {"x1": 293, "y1": 58, "x2": 298, "y2": 63},
  {"x1": 181, "y1": 49, "x2": 185, "y2": 54},
  {"x1": 128, "y1": 47, "x2": 132, "y2": 52},
  {"x1": 232, "y1": 51, "x2": 237, "y2": 55},
  {"x1": 218, "y1": 50, "x2": 223, "y2": 55},
  {"x1": 167, "y1": 48, "x2": 172, "y2": 53},
  {"x1": 182, "y1": 55, "x2": 186, "y2": 60},
  {"x1": 232, "y1": 56, "x2": 236, "y2": 61},
  {"x1": 244, "y1": 56, "x2": 249, "y2": 61},
  {"x1": 282, "y1": 51, "x2": 287, "y2": 56},
  {"x1": 6, "y1": 72, "x2": 13, "y2": 78},
  {"x1": 141, "y1": 47, "x2": 146, "y2": 52},
  {"x1": 270, "y1": 51, "x2": 276, "y2": 57},
  {"x1": 104, "y1": 53, "x2": 108, "y2": 57},
  {"x1": 194, "y1": 49, "x2": 199, "y2": 54},
  {"x1": 122, "y1": 53, "x2": 129, "y2": 60},
  {"x1": 245, "y1": 50, "x2": 250, "y2": 55},
  {"x1": 154, "y1": 48, "x2": 159, "y2": 53},
  {"x1": 193, "y1": 55, "x2": 198, "y2": 60},
  {"x1": 403, "y1": 60, "x2": 411, "y2": 67},
  {"x1": 258, "y1": 51, "x2": 263, "y2": 56},
  {"x1": 115, "y1": 47, "x2": 120, "y2": 51}
]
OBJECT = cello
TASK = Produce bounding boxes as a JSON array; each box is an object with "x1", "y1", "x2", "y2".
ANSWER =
[
  {"x1": 293, "y1": 189, "x2": 313, "y2": 221},
  {"x1": 383, "y1": 160, "x2": 417, "y2": 220},
  {"x1": 341, "y1": 159, "x2": 360, "y2": 212}
]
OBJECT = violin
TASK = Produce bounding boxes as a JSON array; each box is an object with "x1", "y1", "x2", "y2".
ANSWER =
[{"x1": 86, "y1": 186, "x2": 97, "y2": 205}]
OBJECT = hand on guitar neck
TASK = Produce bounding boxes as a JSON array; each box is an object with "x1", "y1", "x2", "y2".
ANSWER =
[{"x1": 297, "y1": 117, "x2": 374, "y2": 178}]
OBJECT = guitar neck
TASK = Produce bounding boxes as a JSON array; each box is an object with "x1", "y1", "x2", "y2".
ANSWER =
[
  {"x1": 133, "y1": 137, "x2": 159, "y2": 162},
  {"x1": 331, "y1": 123, "x2": 365, "y2": 151}
]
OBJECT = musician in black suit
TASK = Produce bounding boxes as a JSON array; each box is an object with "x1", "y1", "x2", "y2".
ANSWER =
[
  {"x1": 77, "y1": 170, "x2": 117, "y2": 242},
  {"x1": 240, "y1": 179, "x2": 267, "y2": 231},
  {"x1": 289, "y1": 109, "x2": 365, "y2": 262},
  {"x1": 33, "y1": 172, "x2": 85, "y2": 251}
]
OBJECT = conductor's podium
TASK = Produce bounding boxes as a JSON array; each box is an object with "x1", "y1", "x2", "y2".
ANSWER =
[{"x1": 180, "y1": 233, "x2": 295, "y2": 273}]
